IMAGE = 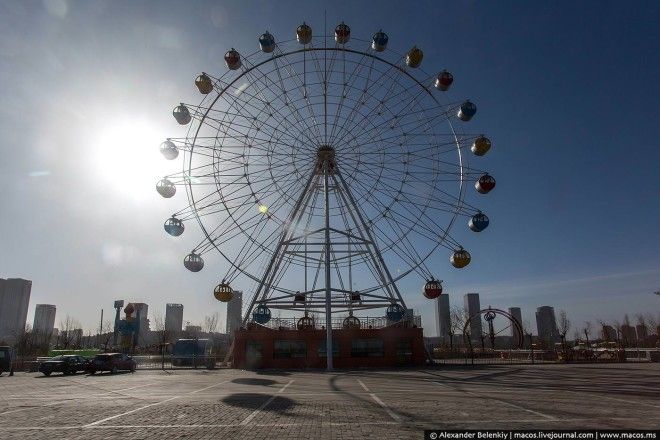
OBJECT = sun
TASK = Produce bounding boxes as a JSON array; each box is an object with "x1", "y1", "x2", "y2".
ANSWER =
[{"x1": 93, "y1": 119, "x2": 173, "y2": 201}]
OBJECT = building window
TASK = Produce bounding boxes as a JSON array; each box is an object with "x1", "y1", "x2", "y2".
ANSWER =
[
  {"x1": 396, "y1": 339, "x2": 412, "y2": 356},
  {"x1": 351, "y1": 338, "x2": 384, "y2": 357},
  {"x1": 274, "y1": 340, "x2": 307, "y2": 359},
  {"x1": 246, "y1": 340, "x2": 262, "y2": 357},
  {"x1": 318, "y1": 340, "x2": 340, "y2": 357}
]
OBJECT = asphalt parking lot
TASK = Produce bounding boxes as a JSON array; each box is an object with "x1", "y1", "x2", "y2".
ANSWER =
[{"x1": 0, "y1": 363, "x2": 658, "y2": 439}]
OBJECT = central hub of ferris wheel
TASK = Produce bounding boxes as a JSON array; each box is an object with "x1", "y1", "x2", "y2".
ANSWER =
[
  {"x1": 156, "y1": 21, "x2": 498, "y2": 370},
  {"x1": 316, "y1": 145, "x2": 336, "y2": 174}
]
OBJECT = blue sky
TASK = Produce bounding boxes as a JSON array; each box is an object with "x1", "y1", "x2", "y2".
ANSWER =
[{"x1": 1, "y1": 0, "x2": 659, "y2": 335}]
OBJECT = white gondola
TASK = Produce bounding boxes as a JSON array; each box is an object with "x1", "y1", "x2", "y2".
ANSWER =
[
  {"x1": 156, "y1": 178, "x2": 176, "y2": 198},
  {"x1": 160, "y1": 140, "x2": 178, "y2": 160},
  {"x1": 183, "y1": 252, "x2": 204, "y2": 272}
]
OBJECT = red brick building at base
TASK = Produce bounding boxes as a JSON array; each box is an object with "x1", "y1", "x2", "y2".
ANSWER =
[{"x1": 232, "y1": 325, "x2": 426, "y2": 369}]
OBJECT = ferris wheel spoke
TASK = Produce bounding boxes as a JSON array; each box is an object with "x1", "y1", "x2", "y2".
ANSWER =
[
  {"x1": 266, "y1": 55, "x2": 324, "y2": 142},
  {"x1": 337, "y1": 94, "x2": 451, "y2": 156},
  {"x1": 326, "y1": 49, "x2": 414, "y2": 147},
  {"x1": 218, "y1": 77, "x2": 321, "y2": 151},
  {"x1": 339, "y1": 169, "x2": 458, "y2": 252},
  {"x1": 332, "y1": 62, "x2": 426, "y2": 149},
  {"x1": 271, "y1": 47, "x2": 325, "y2": 144},
  {"x1": 327, "y1": 46, "x2": 371, "y2": 143}
]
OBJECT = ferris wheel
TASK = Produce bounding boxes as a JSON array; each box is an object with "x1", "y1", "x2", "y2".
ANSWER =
[{"x1": 157, "y1": 22, "x2": 496, "y2": 329}]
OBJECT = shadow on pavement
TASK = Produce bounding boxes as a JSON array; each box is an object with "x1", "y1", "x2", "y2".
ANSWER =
[
  {"x1": 222, "y1": 393, "x2": 296, "y2": 413},
  {"x1": 255, "y1": 370, "x2": 292, "y2": 377},
  {"x1": 231, "y1": 378, "x2": 278, "y2": 386}
]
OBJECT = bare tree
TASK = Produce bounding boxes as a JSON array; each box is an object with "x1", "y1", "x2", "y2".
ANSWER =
[
  {"x1": 557, "y1": 310, "x2": 571, "y2": 350},
  {"x1": 446, "y1": 306, "x2": 468, "y2": 351},
  {"x1": 572, "y1": 328, "x2": 581, "y2": 343},
  {"x1": 521, "y1": 319, "x2": 534, "y2": 346},
  {"x1": 613, "y1": 320, "x2": 623, "y2": 347},
  {"x1": 99, "y1": 319, "x2": 114, "y2": 352},
  {"x1": 151, "y1": 309, "x2": 172, "y2": 344},
  {"x1": 583, "y1": 321, "x2": 593, "y2": 346},
  {"x1": 13, "y1": 324, "x2": 36, "y2": 356},
  {"x1": 203, "y1": 313, "x2": 219, "y2": 334},
  {"x1": 58, "y1": 315, "x2": 81, "y2": 349},
  {"x1": 646, "y1": 313, "x2": 658, "y2": 337}
]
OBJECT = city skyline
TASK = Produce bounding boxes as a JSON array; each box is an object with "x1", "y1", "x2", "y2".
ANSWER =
[
  {"x1": 1, "y1": 1, "x2": 659, "y2": 333},
  {"x1": 12, "y1": 284, "x2": 655, "y2": 340}
]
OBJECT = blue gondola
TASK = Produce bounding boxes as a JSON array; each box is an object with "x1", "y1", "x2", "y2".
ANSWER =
[
  {"x1": 164, "y1": 216, "x2": 184, "y2": 236},
  {"x1": 259, "y1": 31, "x2": 276, "y2": 53},
  {"x1": 253, "y1": 304, "x2": 271, "y2": 324},
  {"x1": 386, "y1": 304, "x2": 404, "y2": 321},
  {"x1": 469, "y1": 212, "x2": 489, "y2": 232},
  {"x1": 457, "y1": 100, "x2": 477, "y2": 121}
]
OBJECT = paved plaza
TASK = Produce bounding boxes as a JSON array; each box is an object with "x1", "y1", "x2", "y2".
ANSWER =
[{"x1": 0, "y1": 363, "x2": 658, "y2": 439}]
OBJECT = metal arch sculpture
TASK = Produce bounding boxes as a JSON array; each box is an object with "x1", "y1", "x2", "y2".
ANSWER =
[{"x1": 462, "y1": 307, "x2": 524, "y2": 350}]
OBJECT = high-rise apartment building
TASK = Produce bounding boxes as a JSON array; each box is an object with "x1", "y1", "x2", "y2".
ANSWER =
[
  {"x1": 165, "y1": 303, "x2": 184, "y2": 336},
  {"x1": 508, "y1": 307, "x2": 523, "y2": 347},
  {"x1": 0, "y1": 278, "x2": 32, "y2": 342},
  {"x1": 601, "y1": 325, "x2": 617, "y2": 341},
  {"x1": 535, "y1": 306, "x2": 559, "y2": 345},
  {"x1": 635, "y1": 324, "x2": 648, "y2": 342},
  {"x1": 435, "y1": 294, "x2": 451, "y2": 341},
  {"x1": 620, "y1": 325, "x2": 637, "y2": 346},
  {"x1": 127, "y1": 302, "x2": 149, "y2": 330},
  {"x1": 226, "y1": 290, "x2": 243, "y2": 336},
  {"x1": 463, "y1": 293, "x2": 482, "y2": 340},
  {"x1": 33, "y1": 304, "x2": 56, "y2": 335}
]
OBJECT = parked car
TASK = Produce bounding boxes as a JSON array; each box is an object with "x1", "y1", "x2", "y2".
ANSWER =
[
  {"x1": 0, "y1": 346, "x2": 14, "y2": 376},
  {"x1": 39, "y1": 355, "x2": 88, "y2": 376},
  {"x1": 86, "y1": 353, "x2": 136, "y2": 374}
]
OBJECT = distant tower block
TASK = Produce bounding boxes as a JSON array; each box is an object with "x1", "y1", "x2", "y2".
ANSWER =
[
  {"x1": 435, "y1": 294, "x2": 450, "y2": 343},
  {"x1": 0, "y1": 278, "x2": 32, "y2": 342},
  {"x1": 226, "y1": 291, "x2": 243, "y2": 336},
  {"x1": 463, "y1": 293, "x2": 482, "y2": 341},
  {"x1": 33, "y1": 304, "x2": 57, "y2": 336},
  {"x1": 535, "y1": 306, "x2": 559, "y2": 345},
  {"x1": 165, "y1": 303, "x2": 184, "y2": 337}
]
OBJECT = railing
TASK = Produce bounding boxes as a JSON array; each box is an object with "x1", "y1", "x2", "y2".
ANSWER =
[{"x1": 259, "y1": 315, "x2": 422, "y2": 330}]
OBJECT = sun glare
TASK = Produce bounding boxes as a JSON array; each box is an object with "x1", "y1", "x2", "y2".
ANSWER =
[{"x1": 93, "y1": 120, "x2": 173, "y2": 201}]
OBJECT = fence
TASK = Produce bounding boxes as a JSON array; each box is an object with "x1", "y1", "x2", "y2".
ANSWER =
[{"x1": 428, "y1": 347, "x2": 660, "y2": 365}]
